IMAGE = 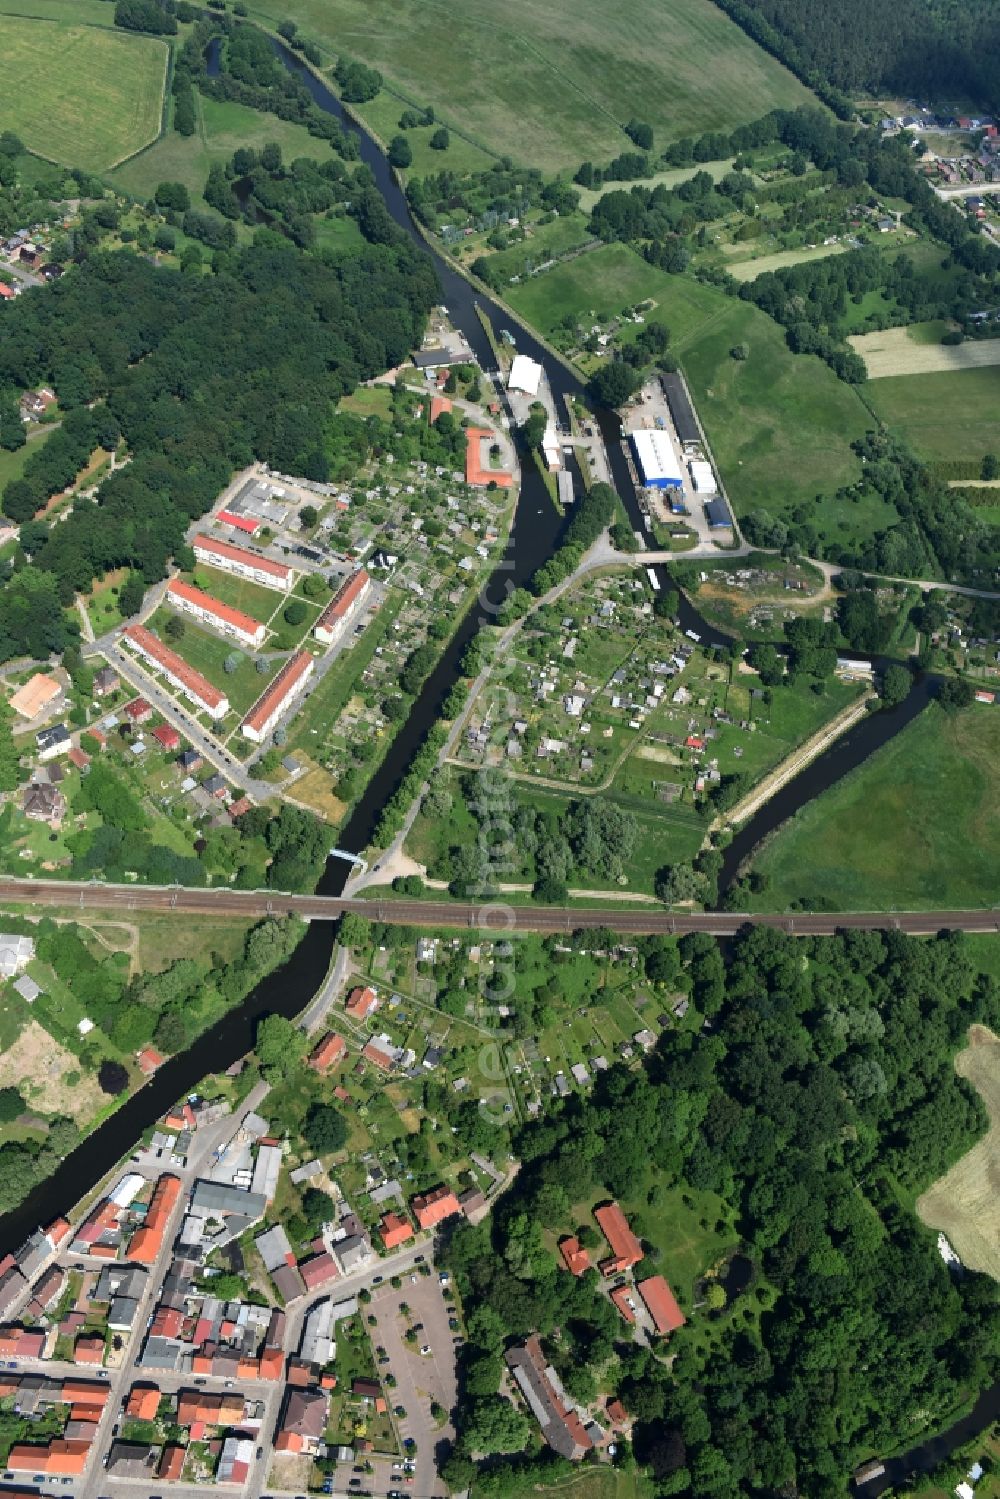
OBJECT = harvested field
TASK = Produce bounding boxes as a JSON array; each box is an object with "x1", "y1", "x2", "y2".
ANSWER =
[
  {"x1": 917, "y1": 1025, "x2": 1000, "y2": 1281},
  {"x1": 0, "y1": 17, "x2": 167, "y2": 172},
  {"x1": 633, "y1": 744, "x2": 682, "y2": 765},
  {"x1": 849, "y1": 326, "x2": 1000, "y2": 378},
  {"x1": 0, "y1": 1020, "x2": 105, "y2": 1124}
]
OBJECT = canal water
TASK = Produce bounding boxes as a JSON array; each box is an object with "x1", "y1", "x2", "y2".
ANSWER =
[{"x1": 0, "y1": 35, "x2": 936, "y2": 1261}]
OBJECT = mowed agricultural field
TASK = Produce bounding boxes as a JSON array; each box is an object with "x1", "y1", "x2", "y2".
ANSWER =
[
  {"x1": 865, "y1": 365, "x2": 1000, "y2": 463},
  {"x1": 111, "y1": 92, "x2": 338, "y2": 201},
  {"x1": 724, "y1": 242, "x2": 848, "y2": 281},
  {"x1": 917, "y1": 1025, "x2": 1000, "y2": 1281},
  {"x1": 244, "y1": 0, "x2": 812, "y2": 172},
  {"x1": 677, "y1": 291, "x2": 875, "y2": 537},
  {"x1": 0, "y1": 17, "x2": 167, "y2": 172},
  {"x1": 746, "y1": 702, "x2": 1000, "y2": 911},
  {"x1": 850, "y1": 324, "x2": 1000, "y2": 378}
]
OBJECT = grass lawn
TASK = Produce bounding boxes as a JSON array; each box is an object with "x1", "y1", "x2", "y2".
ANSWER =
[
  {"x1": 312, "y1": 212, "x2": 366, "y2": 257},
  {"x1": 621, "y1": 1176, "x2": 736, "y2": 1313},
  {"x1": 83, "y1": 568, "x2": 129, "y2": 637},
  {"x1": 348, "y1": 90, "x2": 495, "y2": 176},
  {"x1": 188, "y1": 565, "x2": 282, "y2": 622},
  {"x1": 520, "y1": 786, "x2": 707, "y2": 892},
  {"x1": 0, "y1": 0, "x2": 112, "y2": 17},
  {"x1": 678, "y1": 296, "x2": 875, "y2": 535},
  {"x1": 339, "y1": 386, "x2": 395, "y2": 420},
  {"x1": 746, "y1": 702, "x2": 1000, "y2": 911},
  {"x1": 111, "y1": 91, "x2": 338, "y2": 202},
  {"x1": 507, "y1": 243, "x2": 718, "y2": 346},
  {"x1": 0, "y1": 17, "x2": 167, "y2": 172},
  {"x1": 242, "y1": 0, "x2": 811, "y2": 173},
  {"x1": 289, "y1": 591, "x2": 402, "y2": 755},
  {"x1": 866, "y1": 366, "x2": 1000, "y2": 464},
  {"x1": 147, "y1": 607, "x2": 275, "y2": 716},
  {"x1": 466, "y1": 214, "x2": 594, "y2": 283},
  {"x1": 0, "y1": 428, "x2": 53, "y2": 494},
  {"x1": 724, "y1": 242, "x2": 848, "y2": 281},
  {"x1": 574, "y1": 158, "x2": 734, "y2": 214}
]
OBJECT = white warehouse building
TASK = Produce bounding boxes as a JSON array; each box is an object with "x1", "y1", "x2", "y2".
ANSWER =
[
  {"x1": 631, "y1": 429, "x2": 684, "y2": 490},
  {"x1": 689, "y1": 459, "x2": 716, "y2": 493},
  {"x1": 508, "y1": 354, "x2": 543, "y2": 397}
]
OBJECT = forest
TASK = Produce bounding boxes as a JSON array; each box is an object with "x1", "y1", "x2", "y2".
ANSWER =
[
  {"x1": 0, "y1": 229, "x2": 437, "y2": 658},
  {"x1": 710, "y1": 0, "x2": 1000, "y2": 117},
  {"x1": 440, "y1": 926, "x2": 1000, "y2": 1498}
]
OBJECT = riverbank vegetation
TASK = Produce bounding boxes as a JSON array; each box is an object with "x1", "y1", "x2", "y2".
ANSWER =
[
  {"x1": 234, "y1": 0, "x2": 812, "y2": 173},
  {"x1": 741, "y1": 701, "x2": 1000, "y2": 911},
  {"x1": 440, "y1": 925, "x2": 1000, "y2": 1498},
  {"x1": 0, "y1": 909, "x2": 304, "y2": 1215}
]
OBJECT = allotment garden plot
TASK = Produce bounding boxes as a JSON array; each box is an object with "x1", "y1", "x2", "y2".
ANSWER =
[{"x1": 450, "y1": 570, "x2": 864, "y2": 887}]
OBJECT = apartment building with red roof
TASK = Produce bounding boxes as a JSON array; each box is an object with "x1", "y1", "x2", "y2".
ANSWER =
[
  {"x1": 123, "y1": 696, "x2": 153, "y2": 725},
  {"x1": 345, "y1": 985, "x2": 377, "y2": 1020},
  {"x1": 122, "y1": 623, "x2": 229, "y2": 720},
  {"x1": 129, "y1": 1174, "x2": 181, "y2": 1264},
  {"x1": 126, "y1": 1384, "x2": 160, "y2": 1421},
  {"x1": 73, "y1": 1335, "x2": 104, "y2": 1366},
  {"x1": 217, "y1": 508, "x2": 260, "y2": 535},
  {"x1": 299, "y1": 1252, "x2": 339, "y2": 1291},
  {"x1": 167, "y1": 579, "x2": 265, "y2": 648},
  {"x1": 151, "y1": 723, "x2": 181, "y2": 752},
  {"x1": 379, "y1": 1213, "x2": 414, "y2": 1250},
  {"x1": 314, "y1": 569, "x2": 371, "y2": 647},
  {"x1": 465, "y1": 427, "x2": 514, "y2": 488},
  {"x1": 193, "y1": 533, "x2": 292, "y2": 590},
  {"x1": 8, "y1": 1441, "x2": 89, "y2": 1476},
  {"x1": 241, "y1": 649, "x2": 314, "y2": 743},
  {"x1": 558, "y1": 1237, "x2": 591, "y2": 1276},
  {"x1": 158, "y1": 1443, "x2": 185, "y2": 1481},
  {"x1": 362, "y1": 1037, "x2": 396, "y2": 1071}
]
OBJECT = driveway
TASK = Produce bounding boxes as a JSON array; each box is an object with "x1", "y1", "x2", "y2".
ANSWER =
[{"x1": 367, "y1": 1272, "x2": 458, "y2": 1499}]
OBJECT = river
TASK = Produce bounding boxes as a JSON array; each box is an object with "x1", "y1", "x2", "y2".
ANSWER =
[{"x1": 0, "y1": 35, "x2": 936, "y2": 1259}]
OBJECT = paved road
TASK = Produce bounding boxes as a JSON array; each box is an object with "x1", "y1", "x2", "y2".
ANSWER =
[
  {"x1": 88, "y1": 637, "x2": 274, "y2": 800},
  {"x1": 297, "y1": 943, "x2": 351, "y2": 1034},
  {"x1": 0, "y1": 876, "x2": 996, "y2": 935}
]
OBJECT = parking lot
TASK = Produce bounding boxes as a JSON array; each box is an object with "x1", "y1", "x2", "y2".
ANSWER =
[{"x1": 366, "y1": 1271, "x2": 458, "y2": 1499}]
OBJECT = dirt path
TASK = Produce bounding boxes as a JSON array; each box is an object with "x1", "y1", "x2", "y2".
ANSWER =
[
  {"x1": 721, "y1": 691, "x2": 874, "y2": 827},
  {"x1": 420, "y1": 877, "x2": 660, "y2": 903}
]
